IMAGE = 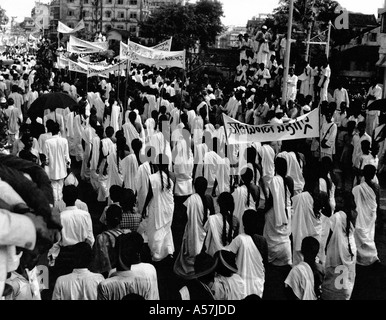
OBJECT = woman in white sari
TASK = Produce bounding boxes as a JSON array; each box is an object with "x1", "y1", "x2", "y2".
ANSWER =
[
  {"x1": 232, "y1": 168, "x2": 259, "y2": 235},
  {"x1": 352, "y1": 164, "x2": 380, "y2": 266},
  {"x1": 204, "y1": 192, "x2": 235, "y2": 257},
  {"x1": 173, "y1": 177, "x2": 210, "y2": 279},
  {"x1": 142, "y1": 154, "x2": 175, "y2": 262},
  {"x1": 321, "y1": 192, "x2": 357, "y2": 300},
  {"x1": 263, "y1": 157, "x2": 293, "y2": 267}
]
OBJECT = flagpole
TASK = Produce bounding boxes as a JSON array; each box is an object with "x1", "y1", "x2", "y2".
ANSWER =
[{"x1": 124, "y1": 59, "x2": 131, "y2": 112}]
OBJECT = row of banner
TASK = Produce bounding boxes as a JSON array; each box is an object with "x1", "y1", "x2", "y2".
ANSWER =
[{"x1": 58, "y1": 35, "x2": 185, "y2": 76}]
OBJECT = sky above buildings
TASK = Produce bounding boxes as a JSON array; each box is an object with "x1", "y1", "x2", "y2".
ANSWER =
[{"x1": 2, "y1": 0, "x2": 385, "y2": 25}]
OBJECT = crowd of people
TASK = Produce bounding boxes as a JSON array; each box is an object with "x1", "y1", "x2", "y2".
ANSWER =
[{"x1": 0, "y1": 33, "x2": 385, "y2": 301}]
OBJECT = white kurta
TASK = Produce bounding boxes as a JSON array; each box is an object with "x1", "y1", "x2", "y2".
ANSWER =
[{"x1": 352, "y1": 182, "x2": 379, "y2": 266}]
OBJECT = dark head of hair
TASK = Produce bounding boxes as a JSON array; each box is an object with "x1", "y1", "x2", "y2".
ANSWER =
[
  {"x1": 361, "y1": 139, "x2": 371, "y2": 153},
  {"x1": 194, "y1": 176, "x2": 209, "y2": 224},
  {"x1": 72, "y1": 242, "x2": 93, "y2": 269},
  {"x1": 244, "y1": 208, "x2": 264, "y2": 235},
  {"x1": 62, "y1": 185, "x2": 79, "y2": 206},
  {"x1": 120, "y1": 188, "x2": 136, "y2": 212},
  {"x1": 217, "y1": 192, "x2": 234, "y2": 246},
  {"x1": 363, "y1": 164, "x2": 376, "y2": 181},
  {"x1": 51, "y1": 122, "x2": 60, "y2": 135},
  {"x1": 129, "y1": 137, "x2": 142, "y2": 153},
  {"x1": 109, "y1": 185, "x2": 123, "y2": 203},
  {"x1": 96, "y1": 125, "x2": 104, "y2": 138},
  {"x1": 301, "y1": 236, "x2": 320, "y2": 261},
  {"x1": 129, "y1": 111, "x2": 137, "y2": 124},
  {"x1": 106, "y1": 204, "x2": 122, "y2": 229},
  {"x1": 214, "y1": 250, "x2": 238, "y2": 278},
  {"x1": 105, "y1": 126, "x2": 114, "y2": 138},
  {"x1": 158, "y1": 114, "x2": 168, "y2": 133},
  {"x1": 275, "y1": 156, "x2": 287, "y2": 177},
  {"x1": 116, "y1": 231, "x2": 144, "y2": 270},
  {"x1": 121, "y1": 293, "x2": 145, "y2": 300},
  {"x1": 151, "y1": 110, "x2": 159, "y2": 120},
  {"x1": 155, "y1": 153, "x2": 172, "y2": 191},
  {"x1": 7, "y1": 97, "x2": 14, "y2": 105}
]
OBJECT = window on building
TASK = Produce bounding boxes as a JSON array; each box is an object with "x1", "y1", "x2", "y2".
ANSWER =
[
  {"x1": 106, "y1": 0, "x2": 112, "y2": 3},
  {"x1": 105, "y1": 11, "x2": 111, "y2": 18},
  {"x1": 117, "y1": 25, "x2": 124, "y2": 29},
  {"x1": 68, "y1": 10, "x2": 74, "y2": 16},
  {"x1": 118, "y1": 12, "x2": 124, "y2": 19},
  {"x1": 130, "y1": 12, "x2": 137, "y2": 19},
  {"x1": 370, "y1": 32, "x2": 377, "y2": 42},
  {"x1": 84, "y1": 0, "x2": 89, "y2": 3},
  {"x1": 117, "y1": 0, "x2": 124, "y2": 4},
  {"x1": 130, "y1": 26, "x2": 136, "y2": 33},
  {"x1": 68, "y1": 0, "x2": 74, "y2": 3},
  {"x1": 129, "y1": 0, "x2": 137, "y2": 5}
]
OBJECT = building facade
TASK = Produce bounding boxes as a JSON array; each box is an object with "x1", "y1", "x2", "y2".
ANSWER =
[
  {"x1": 32, "y1": 1, "x2": 51, "y2": 31},
  {"x1": 48, "y1": 0, "x2": 183, "y2": 38}
]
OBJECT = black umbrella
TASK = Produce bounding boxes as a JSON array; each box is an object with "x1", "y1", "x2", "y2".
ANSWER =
[
  {"x1": 27, "y1": 92, "x2": 79, "y2": 118},
  {"x1": 368, "y1": 99, "x2": 386, "y2": 111}
]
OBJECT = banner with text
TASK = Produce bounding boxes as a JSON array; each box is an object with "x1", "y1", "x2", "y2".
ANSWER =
[
  {"x1": 151, "y1": 37, "x2": 173, "y2": 51},
  {"x1": 223, "y1": 108, "x2": 320, "y2": 144},
  {"x1": 120, "y1": 41, "x2": 185, "y2": 69},
  {"x1": 68, "y1": 60, "x2": 88, "y2": 74},
  {"x1": 87, "y1": 61, "x2": 126, "y2": 78}
]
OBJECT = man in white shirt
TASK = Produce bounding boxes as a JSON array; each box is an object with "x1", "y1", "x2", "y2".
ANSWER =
[
  {"x1": 43, "y1": 122, "x2": 71, "y2": 201},
  {"x1": 318, "y1": 62, "x2": 331, "y2": 102},
  {"x1": 254, "y1": 63, "x2": 271, "y2": 88},
  {"x1": 286, "y1": 67, "x2": 298, "y2": 102},
  {"x1": 48, "y1": 185, "x2": 95, "y2": 291},
  {"x1": 366, "y1": 79, "x2": 383, "y2": 136},
  {"x1": 97, "y1": 232, "x2": 159, "y2": 300},
  {"x1": 352, "y1": 121, "x2": 372, "y2": 183},
  {"x1": 52, "y1": 242, "x2": 104, "y2": 300},
  {"x1": 333, "y1": 83, "x2": 350, "y2": 110}
]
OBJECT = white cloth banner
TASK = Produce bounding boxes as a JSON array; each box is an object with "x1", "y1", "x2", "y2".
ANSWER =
[
  {"x1": 57, "y1": 20, "x2": 85, "y2": 34},
  {"x1": 151, "y1": 37, "x2": 173, "y2": 51},
  {"x1": 69, "y1": 35, "x2": 108, "y2": 51},
  {"x1": 120, "y1": 41, "x2": 185, "y2": 69},
  {"x1": 57, "y1": 56, "x2": 69, "y2": 69},
  {"x1": 87, "y1": 61, "x2": 126, "y2": 78},
  {"x1": 223, "y1": 108, "x2": 320, "y2": 144},
  {"x1": 68, "y1": 60, "x2": 88, "y2": 74}
]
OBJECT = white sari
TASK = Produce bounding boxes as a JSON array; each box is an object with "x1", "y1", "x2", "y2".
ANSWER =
[
  {"x1": 263, "y1": 175, "x2": 292, "y2": 266},
  {"x1": 321, "y1": 211, "x2": 357, "y2": 300},
  {"x1": 291, "y1": 192, "x2": 322, "y2": 266},
  {"x1": 225, "y1": 234, "x2": 265, "y2": 298},
  {"x1": 352, "y1": 182, "x2": 379, "y2": 266},
  {"x1": 173, "y1": 194, "x2": 206, "y2": 279},
  {"x1": 147, "y1": 171, "x2": 175, "y2": 262}
]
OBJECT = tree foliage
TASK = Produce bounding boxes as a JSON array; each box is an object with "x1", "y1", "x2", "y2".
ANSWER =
[
  {"x1": 0, "y1": 5, "x2": 9, "y2": 26},
  {"x1": 139, "y1": 0, "x2": 224, "y2": 51}
]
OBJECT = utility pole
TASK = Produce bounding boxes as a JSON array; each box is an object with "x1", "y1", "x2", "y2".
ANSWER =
[
  {"x1": 325, "y1": 20, "x2": 332, "y2": 59},
  {"x1": 281, "y1": 0, "x2": 294, "y2": 105}
]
